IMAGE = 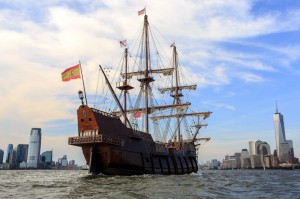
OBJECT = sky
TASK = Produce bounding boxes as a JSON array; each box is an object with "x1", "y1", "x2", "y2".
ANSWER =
[{"x1": 0, "y1": 0, "x2": 300, "y2": 165}]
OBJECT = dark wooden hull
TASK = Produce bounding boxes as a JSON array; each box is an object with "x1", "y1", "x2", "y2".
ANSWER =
[
  {"x1": 82, "y1": 144, "x2": 198, "y2": 175},
  {"x1": 69, "y1": 105, "x2": 198, "y2": 175}
]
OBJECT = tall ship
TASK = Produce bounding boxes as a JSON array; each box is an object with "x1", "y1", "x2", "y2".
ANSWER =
[{"x1": 68, "y1": 13, "x2": 212, "y2": 175}]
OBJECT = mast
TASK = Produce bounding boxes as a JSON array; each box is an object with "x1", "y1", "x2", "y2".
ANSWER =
[
  {"x1": 144, "y1": 15, "x2": 150, "y2": 133},
  {"x1": 124, "y1": 48, "x2": 128, "y2": 125},
  {"x1": 173, "y1": 46, "x2": 181, "y2": 143},
  {"x1": 116, "y1": 48, "x2": 133, "y2": 126}
]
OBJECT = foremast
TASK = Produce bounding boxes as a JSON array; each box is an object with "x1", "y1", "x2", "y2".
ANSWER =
[
  {"x1": 116, "y1": 48, "x2": 133, "y2": 126},
  {"x1": 152, "y1": 44, "x2": 212, "y2": 147}
]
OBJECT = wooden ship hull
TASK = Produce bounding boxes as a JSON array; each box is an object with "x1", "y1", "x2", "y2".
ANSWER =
[{"x1": 68, "y1": 105, "x2": 198, "y2": 175}]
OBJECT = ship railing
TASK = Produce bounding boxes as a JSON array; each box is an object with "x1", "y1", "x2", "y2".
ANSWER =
[
  {"x1": 68, "y1": 134, "x2": 124, "y2": 146},
  {"x1": 91, "y1": 108, "x2": 119, "y2": 118}
]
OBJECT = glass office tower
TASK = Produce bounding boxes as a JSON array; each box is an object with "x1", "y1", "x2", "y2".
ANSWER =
[
  {"x1": 6, "y1": 144, "x2": 13, "y2": 163},
  {"x1": 27, "y1": 128, "x2": 42, "y2": 168}
]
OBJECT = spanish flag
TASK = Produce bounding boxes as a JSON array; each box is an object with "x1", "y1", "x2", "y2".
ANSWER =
[{"x1": 61, "y1": 64, "x2": 81, "y2": 82}]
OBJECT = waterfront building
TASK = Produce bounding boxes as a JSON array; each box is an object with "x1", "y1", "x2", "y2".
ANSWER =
[
  {"x1": 0, "y1": 149, "x2": 4, "y2": 164},
  {"x1": 264, "y1": 155, "x2": 272, "y2": 168},
  {"x1": 240, "y1": 149, "x2": 250, "y2": 169},
  {"x1": 9, "y1": 149, "x2": 17, "y2": 168},
  {"x1": 286, "y1": 140, "x2": 295, "y2": 162},
  {"x1": 41, "y1": 151, "x2": 53, "y2": 165},
  {"x1": 58, "y1": 155, "x2": 68, "y2": 168},
  {"x1": 250, "y1": 154, "x2": 262, "y2": 169},
  {"x1": 211, "y1": 159, "x2": 218, "y2": 169},
  {"x1": 16, "y1": 144, "x2": 29, "y2": 164},
  {"x1": 242, "y1": 158, "x2": 251, "y2": 169},
  {"x1": 221, "y1": 155, "x2": 230, "y2": 169},
  {"x1": 249, "y1": 140, "x2": 271, "y2": 167},
  {"x1": 19, "y1": 161, "x2": 27, "y2": 169},
  {"x1": 273, "y1": 105, "x2": 295, "y2": 163},
  {"x1": 6, "y1": 144, "x2": 13, "y2": 163},
  {"x1": 229, "y1": 156, "x2": 237, "y2": 169},
  {"x1": 234, "y1": 153, "x2": 241, "y2": 169},
  {"x1": 27, "y1": 128, "x2": 42, "y2": 168},
  {"x1": 257, "y1": 142, "x2": 271, "y2": 156},
  {"x1": 69, "y1": 160, "x2": 75, "y2": 165},
  {"x1": 249, "y1": 141, "x2": 256, "y2": 156}
]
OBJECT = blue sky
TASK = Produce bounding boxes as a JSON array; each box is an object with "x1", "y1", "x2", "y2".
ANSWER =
[{"x1": 0, "y1": 0, "x2": 299, "y2": 165}]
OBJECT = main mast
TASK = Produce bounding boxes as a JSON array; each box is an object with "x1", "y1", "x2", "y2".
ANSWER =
[
  {"x1": 134, "y1": 14, "x2": 154, "y2": 133},
  {"x1": 173, "y1": 46, "x2": 181, "y2": 143},
  {"x1": 144, "y1": 15, "x2": 150, "y2": 134}
]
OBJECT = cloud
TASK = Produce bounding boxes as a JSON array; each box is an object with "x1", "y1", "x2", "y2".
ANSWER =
[
  {"x1": 0, "y1": 0, "x2": 299, "y2": 163},
  {"x1": 236, "y1": 72, "x2": 264, "y2": 83},
  {"x1": 203, "y1": 101, "x2": 236, "y2": 111}
]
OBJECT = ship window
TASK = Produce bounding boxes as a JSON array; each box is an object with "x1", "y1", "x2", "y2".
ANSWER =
[
  {"x1": 81, "y1": 119, "x2": 84, "y2": 122},
  {"x1": 89, "y1": 118, "x2": 92, "y2": 121}
]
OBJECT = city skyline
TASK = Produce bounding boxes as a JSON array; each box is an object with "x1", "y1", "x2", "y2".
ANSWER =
[
  {"x1": 0, "y1": 128, "x2": 79, "y2": 169},
  {"x1": 1, "y1": 1, "x2": 300, "y2": 165}
]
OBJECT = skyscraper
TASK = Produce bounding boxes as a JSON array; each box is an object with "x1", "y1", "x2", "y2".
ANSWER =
[
  {"x1": 27, "y1": 128, "x2": 42, "y2": 168},
  {"x1": 6, "y1": 144, "x2": 13, "y2": 163},
  {"x1": 16, "y1": 144, "x2": 29, "y2": 164},
  {"x1": 273, "y1": 105, "x2": 294, "y2": 163},
  {"x1": 0, "y1": 149, "x2": 4, "y2": 164},
  {"x1": 249, "y1": 141, "x2": 256, "y2": 156},
  {"x1": 9, "y1": 149, "x2": 17, "y2": 167}
]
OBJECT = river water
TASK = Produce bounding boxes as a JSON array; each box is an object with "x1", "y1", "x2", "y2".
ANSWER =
[{"x1": 0, "y1": 169, "x2": 299, "y2": 198}]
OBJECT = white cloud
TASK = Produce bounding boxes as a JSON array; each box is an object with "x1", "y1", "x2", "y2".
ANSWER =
[
  {"x1": 237, "y1": 72, "x2": 264, "y2": 83},
  {"x1": 0, "y1": 0, "x2": 299, "y2": 163}
]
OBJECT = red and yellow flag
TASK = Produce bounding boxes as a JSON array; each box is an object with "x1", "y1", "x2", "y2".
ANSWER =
[{"x1": 61, "y1": 64, "x2": 80, "y2": 82}]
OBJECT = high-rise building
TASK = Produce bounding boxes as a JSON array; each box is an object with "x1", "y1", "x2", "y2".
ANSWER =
[
  {"x1": 27, "y1": 128, "x2": 42, "y2": 168},
  {"x1": 0, "y1": 149, "x2": 4, "y2": 164},
  {"x1": 273, "y1": 105, "x2": 294, "y2": 163},
  {"x1": 16, "y1": 144, "x2": 29, "y2": 164},
  {"x1": 274, "y1": 105, "x2": 286, "y2": 162},
  {"x1": 249, "y1": 140, "x2": 271, "y2": 168},
  {"x1": 234, "y1": 153, "x2": 241, "y2": 169},
  {"x1": 6, "y1": 144, "x2": 13, "y2": 163},
  {"x1": 58, "y1": 155, "x2": 68, "y2": 167},
  {"x1": 240, "y1": 149, "x2": 250, "y2": 169},
  {"x1": 41, "y1": 151, "x2": 52, "y2": 165},
  {"x1": 249, "y1": 141, "x2": 256, "y2": 156},
  {"x1": 9, "y1": 149, "x2": 17, "y2": 167},
  {"x1": 257, "y1": 142, "x2": 271, "y2": 156}
]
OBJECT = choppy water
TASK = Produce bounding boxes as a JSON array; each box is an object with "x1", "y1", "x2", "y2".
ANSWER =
[{"x1": 0, "y1": 169, "x2": 299, "y2": 199}]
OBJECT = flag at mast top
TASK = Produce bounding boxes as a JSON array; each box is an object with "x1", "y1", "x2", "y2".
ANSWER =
[
  {"x1": 138, "y1": 7, "x2": 146, "y2": 16},
  {"x1": 120, "y1": 40, "x2": 126, "y2": 47}
]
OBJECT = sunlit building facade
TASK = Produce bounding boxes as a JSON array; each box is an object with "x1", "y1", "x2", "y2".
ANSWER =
[
  {"x1": 27, "y1": 128, "x2": 42, "y2": 168},
  {"x1": 273, "y1": 106, "x2": 294, "y2": 163},
  {"x1": 240, "y1": 149, "x2": 250, "y2": 169},
  {"x1": 274, "y1": 107, "x2": 286, "y2": 162}
]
